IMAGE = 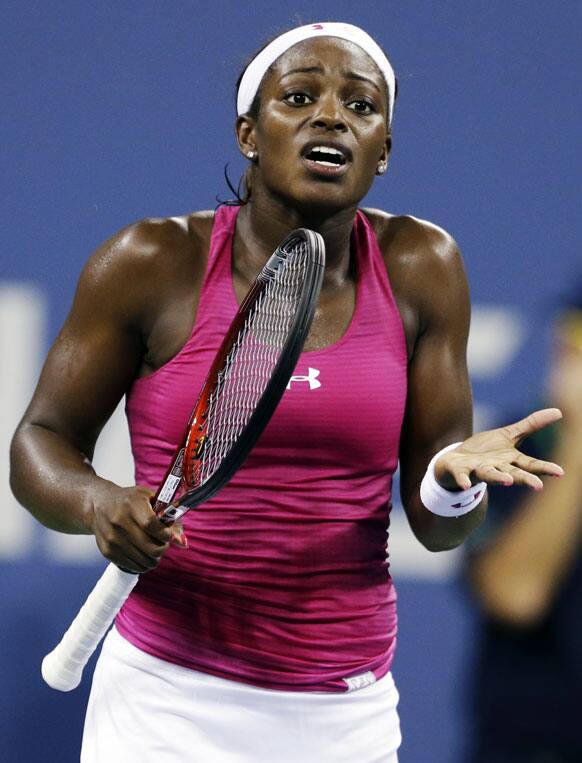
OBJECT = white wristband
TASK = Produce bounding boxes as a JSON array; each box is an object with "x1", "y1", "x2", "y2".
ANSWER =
[{"x1": 420, "y1": 442, "x2": 486, "y2": 518}]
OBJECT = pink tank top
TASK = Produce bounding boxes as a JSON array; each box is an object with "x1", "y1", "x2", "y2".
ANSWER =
[{"x1": 117, "y1": 206, "x2": 408, "y2": 692}]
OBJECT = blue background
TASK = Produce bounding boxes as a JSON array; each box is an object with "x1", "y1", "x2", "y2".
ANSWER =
[{"x1": 2, "y1": 2, "x2": 580, "y2": 761}]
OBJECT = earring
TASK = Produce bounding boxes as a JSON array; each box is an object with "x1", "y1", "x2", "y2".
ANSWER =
[
  {"x1": 247, "y1": 150, "x2": 256, "y2": 160},
  {"x1": 376, "y1": 161, "x2": 387, "y2": 175}
]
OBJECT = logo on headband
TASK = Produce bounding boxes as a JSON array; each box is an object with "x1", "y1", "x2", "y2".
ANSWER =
[{"x1": 311, "y1": 24, "x2": 324, "y2": 30}]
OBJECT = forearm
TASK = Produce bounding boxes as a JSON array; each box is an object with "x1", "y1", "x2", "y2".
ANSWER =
[
  {"x1": 10, "y1": 422, "x2": 116, "y2": 534},
  {"x1": 471, "y1": 433, "x2": 582, "y2": 624},
  {"x1": 405, "y1": 488, "x2": 487, "y2": 551},
  {"x1": 401, "y1": 437, "x2": 488, "y2": 551}
]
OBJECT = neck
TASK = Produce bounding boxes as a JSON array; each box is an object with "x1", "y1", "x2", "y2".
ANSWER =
[{"x1": 233, "y1": 191, "x2": 358, "y2": 289}]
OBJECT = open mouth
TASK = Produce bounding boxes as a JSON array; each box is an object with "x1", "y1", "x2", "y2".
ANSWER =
[
  {"x1": 301, "y1": 144, "x2": 351, "y2": 177},
  {"x1": 304, "y1": 146, "x2": 347, "y2": 167}
]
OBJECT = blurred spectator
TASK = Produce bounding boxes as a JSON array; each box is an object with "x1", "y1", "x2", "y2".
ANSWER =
[{"x1": 465, "y1": 288, "x2": 582, "y2": 763}]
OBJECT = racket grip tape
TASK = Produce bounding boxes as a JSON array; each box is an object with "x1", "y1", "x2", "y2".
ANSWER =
[{"x1": 41, "y1": 564, "x2": 139, "y2": 691}]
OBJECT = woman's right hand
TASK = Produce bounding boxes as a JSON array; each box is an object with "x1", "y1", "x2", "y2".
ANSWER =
[{"x1": 88, "y1": 484, "x2": 185, "y2": 573}]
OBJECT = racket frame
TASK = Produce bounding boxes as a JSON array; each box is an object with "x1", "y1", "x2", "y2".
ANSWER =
[{"x1": 154, "y1": 227, "x2": 325, "y2": 521}]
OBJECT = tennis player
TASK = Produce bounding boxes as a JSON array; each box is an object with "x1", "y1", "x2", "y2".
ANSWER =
[{"x1": 10, "y1": 22, "x2": 563, "y2": 762}]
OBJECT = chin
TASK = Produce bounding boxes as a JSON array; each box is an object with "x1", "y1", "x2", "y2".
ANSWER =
[{"x1": 284, "y1": 181, "x2": 363, "y2": 216}]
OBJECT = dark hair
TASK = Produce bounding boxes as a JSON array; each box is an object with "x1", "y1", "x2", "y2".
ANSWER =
[
  {"x1": 216, "y1": 31, "x2": 283, "y2": 207},
  {"x1": 216, "y1": 25, "x2": 398, "y2": 207}
]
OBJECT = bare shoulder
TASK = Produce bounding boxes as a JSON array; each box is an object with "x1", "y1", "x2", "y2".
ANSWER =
[
  {"x1": 77, "y1": 210, "x2": 213, "y2": 309},
  {"x1": 86, "y1": 210, "x2": 212, "y2": 275},
  {"x1": 360, "y1": 207, "x2": 467, "y2": 306},
  {"x1": 360, "y1": 208, "x2": 461, "y2": 271},
  {"x1": 360, "y1": 208, "x2": 470, "y2": 346}
]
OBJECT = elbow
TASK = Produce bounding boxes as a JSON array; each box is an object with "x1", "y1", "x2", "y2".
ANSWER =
[
  {"x1": 9, "y1": 422, "x2": 41, "y2": 508},
  {"x1": 9, "y1": 429, "x2": 25, "y2": 503}
]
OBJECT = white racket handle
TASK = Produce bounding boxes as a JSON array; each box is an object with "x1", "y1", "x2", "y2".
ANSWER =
[{"x1": 41, "y1": 563, "x2": 139, "y2": 691}]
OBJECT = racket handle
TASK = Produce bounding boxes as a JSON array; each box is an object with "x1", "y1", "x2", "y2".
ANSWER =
[{"x1": 41, "y1": 563, "x2": 139, "y2": 691}]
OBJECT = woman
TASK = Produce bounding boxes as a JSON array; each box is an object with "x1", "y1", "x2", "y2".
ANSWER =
[{"x1": 10, "y1": 22, "x2": 563, "y2": 763}]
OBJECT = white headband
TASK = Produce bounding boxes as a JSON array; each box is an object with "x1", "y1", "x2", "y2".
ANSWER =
[{"x1": 237, "y1": 22, "x2": 396, "y2": 124}]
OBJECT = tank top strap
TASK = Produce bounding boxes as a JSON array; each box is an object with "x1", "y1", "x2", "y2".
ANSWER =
[
  {"x1": 199, "y1": 205, "x2": 239, "y2": 307},
  {"x1": 183, "y1": 206, "x2": 405, "y2": 363},
  {"x1": 350, "y1": 210, "x2": 407, "y2": 361},
  {"x1": 176, "y1": 205, "x2": 240, "y2": 355}
]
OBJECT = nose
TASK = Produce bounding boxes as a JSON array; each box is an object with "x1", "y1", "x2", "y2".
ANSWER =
[{"x1": 310, "y1": 95, "x2": 347, "y2": 132}]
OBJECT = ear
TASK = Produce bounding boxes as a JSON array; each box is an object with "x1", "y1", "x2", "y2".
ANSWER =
[
  {"x1": 380, "y1": 132, "x2": 392, "y2": 165},
  {"x1": 376, "y1": 133, "x2": 392, "y2": 175},
  {"x1": 236, "y1": 115, "x2": 258, "y2": 160}
]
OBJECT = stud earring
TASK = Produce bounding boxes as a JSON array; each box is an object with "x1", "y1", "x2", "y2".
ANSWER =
[
  {"x1": 247, "y1": 150, "x2": 256, "y2": 160},
  {"x1": 376, "y1": 161, "x2": 387, "y2": 175}
]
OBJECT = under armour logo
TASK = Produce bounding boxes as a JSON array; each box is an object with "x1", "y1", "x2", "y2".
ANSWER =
[
  {"x1": 286, "y1": 367, "x2": 321, "y2": 390},
  {"x1": 311, "y1": 24, "x2": 324, "y2": 30},
  {"x1": 451, "y1": 490, "x2": 482, "y2": 510}
]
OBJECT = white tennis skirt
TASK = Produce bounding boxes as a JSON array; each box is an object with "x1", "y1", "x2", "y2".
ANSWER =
[{"x1": 81, "y1": 626, "x2": 401, "y2": 763}]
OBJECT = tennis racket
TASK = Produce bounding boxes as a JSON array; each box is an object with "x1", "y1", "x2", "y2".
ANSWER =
[{"x1": 41, "y1": 227, "x2": 325, "y2": 691}]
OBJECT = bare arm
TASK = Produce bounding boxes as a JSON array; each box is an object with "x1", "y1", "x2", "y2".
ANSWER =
[
  {"x1": 10, "y1": 236, "x2": 143, "y2": 532},
  {"x1": 375, "y1": 213, "x2": 564, "y2": 551},
  {"x1": 468, "y1": 330, "x2": 582, "y2": 625},
  {"x1": 396, "y1": 222, "x2": 484, "y2": 550},
  {"x1": 9, "y1": 220, "x2": 193, "y2": 570}
]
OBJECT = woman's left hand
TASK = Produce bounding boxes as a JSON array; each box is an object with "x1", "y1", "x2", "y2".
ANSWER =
[{"x1": 434, "y1": 408, "x2": 565, "y2": 492}]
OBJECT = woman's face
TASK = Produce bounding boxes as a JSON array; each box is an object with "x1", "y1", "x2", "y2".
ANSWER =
[{"x1": 239, "y1": 37, "x2": 391, "y2": 214}]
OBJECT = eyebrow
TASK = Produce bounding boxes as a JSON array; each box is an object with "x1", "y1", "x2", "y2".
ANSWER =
[
  {"x1": 279, "y1": 66, "x2": 381, "y2": 93},
  {"x1": 346, "y1": 71, "x2": 381, "y2": 93},
  {"x1": 279, "y1": 66, "x2": 324, "y2": 79}
]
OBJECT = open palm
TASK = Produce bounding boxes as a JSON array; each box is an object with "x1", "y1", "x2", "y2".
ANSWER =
[{"x1": 435, "y1": 408, "x2": 564, "y2": 491}]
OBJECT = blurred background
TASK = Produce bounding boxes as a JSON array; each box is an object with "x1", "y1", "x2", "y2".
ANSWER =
[{"x1": 2, "y1": 1, "x2": 580, "y2": 761}]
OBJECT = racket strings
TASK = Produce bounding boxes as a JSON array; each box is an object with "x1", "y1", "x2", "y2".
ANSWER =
[{"x1": 196, "y1": 242, "x2": 308, "y2": 485}]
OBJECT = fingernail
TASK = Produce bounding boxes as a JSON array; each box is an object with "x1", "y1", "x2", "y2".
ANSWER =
[{"x1": 172, "y1": 527, "x2": 188, "y2": 548}]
